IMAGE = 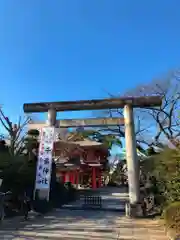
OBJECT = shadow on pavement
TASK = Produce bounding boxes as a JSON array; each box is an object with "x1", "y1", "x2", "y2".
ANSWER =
[{"x1": 0, "y1": 209, "x2": 125, "y2": 239}]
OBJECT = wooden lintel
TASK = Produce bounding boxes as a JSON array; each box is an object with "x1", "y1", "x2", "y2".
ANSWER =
[
  {"x1": 28, "y1": 117, "x2": 124, "y2": 129},
  {"x1": 23, "y1": 96, "x2": 162, "y2": 113}
]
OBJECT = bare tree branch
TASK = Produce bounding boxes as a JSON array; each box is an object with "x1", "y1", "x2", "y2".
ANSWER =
[
  {"x1": 94, "y1": 70, "x2": 180, "y2": 149},
  {"x1": 0, "y1": 107, "x2": 30, "y2": 156},
  {"x1": 122, "y1": 70, "x2": 180, "y2": 147}
]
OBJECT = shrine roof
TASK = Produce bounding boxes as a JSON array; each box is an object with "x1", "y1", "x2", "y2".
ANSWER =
[
  {"x1": 55, "y1": 157, "x2": 87, "y2": 168},
  {"x1": 73, "y1": 139, "x2": 103, "y2": 147},
  {"x1": 54, "y1": 138, "x2": 107, "y2": 149}
]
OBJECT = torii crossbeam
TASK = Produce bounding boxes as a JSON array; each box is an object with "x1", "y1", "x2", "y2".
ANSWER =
[{"x1": 23, "y1": 96, "x2": 161, "y2": 112}]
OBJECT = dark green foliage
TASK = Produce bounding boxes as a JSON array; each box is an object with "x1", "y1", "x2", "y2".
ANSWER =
[
  {"x1": 32, "y1": 199, "x2": 53, "y2": 214},
  {"x1": 163, "y1": 202, "x2": 180, "y2": 233},
  {"x1": 25, "y1": 129, "x2": 40, "y2": 152},
  {"x1": 51, "y1": 181, "x2": 77, "y2": 208},
  {"x1": 51, "y1": 181, "x2": 69, "y2": 207},
  {"x1": 0, "y1": 153, "x2": 12, "y2": 173},
  {"x1": 0, "y1": 136, "x2": 38, "y2": 203},
  {"x1": 146, "y1": 147, "x2": 157, "y2": 156},
  {"x1": 0, "y1": 155, "x2": 36, "y2": 195},
  {"x1": 142, "y1": 147, "x2": 180, "y2": 206},
  {"x1": 24, "y1": 137, "x2": 39, "y2": 151},
  {"x1": 0, "y1": 129, "x2": 77, "y2": 214},
  {"x1": 111, "y1": 161, "x2": 124, "y2": 183},
  {"x1": 0, "y1": 140, "x2": 12, "y2": 172},
  {"x1": 0, "y1": 140, "x2": 8, "y2": 152},
  {"x1": 27, "y1": 129, "x2": 40, "y2": 137}
]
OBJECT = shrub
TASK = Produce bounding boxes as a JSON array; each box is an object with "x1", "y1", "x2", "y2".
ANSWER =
[
  {"x1": 163, "y1": 202, "x2": 180, "y2": 233},
  {"x1": 51, "y1": 181, "x2": 70, "y2": 207},
  {"x1": 0, "y1": 147, "x2": 77, "y2": 211},
  {"x1": 32, "y1": 199, "x2": 53, "y2": 214},
  {"x1": 64, "y1": 182, "x2": 77, "y2": 202},
  {"x1": 142, "y1": 147, "x2": 180, "y2": 205},
  {"x1": 0, "y1": 151, "x2": 13, "y2": 173},
  {"x1": 27, "y1": 129, "x2": 40, "y2": 137}
]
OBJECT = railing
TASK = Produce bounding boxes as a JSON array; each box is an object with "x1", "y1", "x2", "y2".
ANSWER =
[{"x1": 83, "y1": 195, "x2": 102, "y2": 209}]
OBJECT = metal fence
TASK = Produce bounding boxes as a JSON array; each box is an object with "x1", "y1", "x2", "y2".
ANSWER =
[{"x1": 83, "y1": 195, "x2": 102, "y2": 208}]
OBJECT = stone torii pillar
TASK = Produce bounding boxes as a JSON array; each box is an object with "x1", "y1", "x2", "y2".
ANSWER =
[
  {"x1": 124, "y1": 104, "x2": 140, "y2": 214},
  {"x1": 47, "y1": 108, "x2": 57, "y2": 126}
]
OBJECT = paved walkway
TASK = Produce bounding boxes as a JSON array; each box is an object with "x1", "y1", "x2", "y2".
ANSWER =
[
  {"x1": 63, "y1": 187, "x2": 129, "y2": 211},
  {"x1": 0, "y1": 209, "x2": 168, "y2": 239},
  {"x1": 0, "y1": 188, "x2": 168, "y2": 239}
]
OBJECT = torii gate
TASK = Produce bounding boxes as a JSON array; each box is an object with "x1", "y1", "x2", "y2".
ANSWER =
[{"x1": 24, "y1": 96, "x2": 162, "y2": 216}]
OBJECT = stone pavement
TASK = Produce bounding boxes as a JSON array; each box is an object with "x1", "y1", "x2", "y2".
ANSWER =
[
  {"x1": 62, "y1": 186, "x2": 129, "y2": 211},
  {"x1": 0, "y1": 209, "x2": 168, "y2": 240}
]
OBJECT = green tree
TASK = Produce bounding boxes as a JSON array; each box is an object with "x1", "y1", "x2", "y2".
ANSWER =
[{"x1": 24, "y1": 129, "x2": 40, "y2": 158}]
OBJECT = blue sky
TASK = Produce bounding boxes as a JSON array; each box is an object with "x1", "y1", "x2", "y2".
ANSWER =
[{"x1": 0, "y1": 0, "x2": 180, "y2": 125}]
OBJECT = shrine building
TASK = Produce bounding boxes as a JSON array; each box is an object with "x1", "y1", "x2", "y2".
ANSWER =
[
  {"x1": 28, "y1": 122, "x2": 109, "y2": 189},
  {"x1": 54, "y1": 137, "x2": 109, "y2": 189}
]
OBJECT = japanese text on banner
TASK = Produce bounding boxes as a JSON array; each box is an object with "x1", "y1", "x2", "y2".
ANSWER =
[{"x1": 35, "y1": 127, "x2": 55, "y2": 190}]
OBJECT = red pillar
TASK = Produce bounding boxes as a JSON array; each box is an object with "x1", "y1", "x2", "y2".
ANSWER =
[
  {"x1": 75, "y1": 170, "x2": 79, "y2": 185},
  {"x1": 98, "y1": 168, "x2": 102, "y2": 188},
  {"x1": 92, "y1": 167, "x2": 97, "y2": 189},
  {"x1": 69, "y1": 171, "x2": 73, "y2": 183},
  {"x1": 75, "y1": 170, "x2": 79, "y2": 188},
  {"x1": 71, "y1": 171, "x2": 75, "y2": 184},
  {"x1": 63, "y1": 172, "x2": 66, "y2": 183},
  {"x1": 61, "y1": 172, "x2": 64, "y2": 183},
  {"x1": 80, "y1": 172, "x2": 83, "y2": 186},
  {"x1": 69, "y1": 171, "x2": 71, "y2": 183},
  {"x1": 65, "y1": 171, "x2": 70, "y2": 182}
]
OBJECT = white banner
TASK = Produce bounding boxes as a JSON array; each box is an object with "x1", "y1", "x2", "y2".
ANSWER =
[{"x1": 35, "y1": 127, "x2": 55, "y2": 190}]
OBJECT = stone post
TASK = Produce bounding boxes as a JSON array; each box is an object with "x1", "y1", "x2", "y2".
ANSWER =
[{"x1": 124, "y1": 104, "x2": 141, "y2": 217}]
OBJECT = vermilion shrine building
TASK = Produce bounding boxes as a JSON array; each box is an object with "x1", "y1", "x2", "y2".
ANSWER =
[
  {"x1": 28, "y1": 122, "x2": 110, "y2": 189},
  {"x1": 54, "y1": 138, "x2": 109, "y2": 189}
]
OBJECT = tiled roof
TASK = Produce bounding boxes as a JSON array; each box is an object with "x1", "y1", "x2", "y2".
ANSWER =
[{"x1": 73, "y1": 139, "x2": 103, "y2": 147}]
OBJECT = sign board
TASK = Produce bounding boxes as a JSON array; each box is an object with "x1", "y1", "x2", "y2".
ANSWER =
[{"x1": 35, "y1": 127, "x2": 55, "y2": 190}]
